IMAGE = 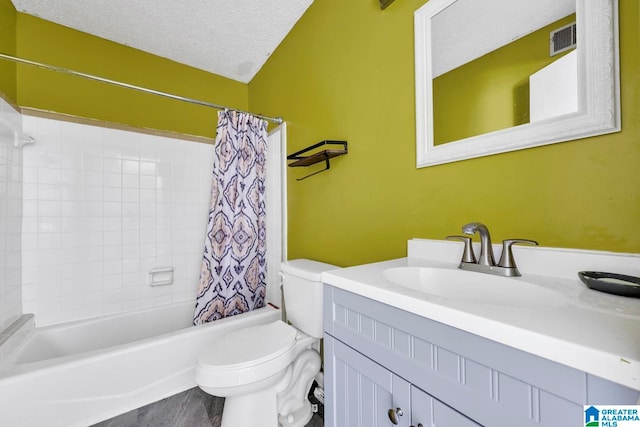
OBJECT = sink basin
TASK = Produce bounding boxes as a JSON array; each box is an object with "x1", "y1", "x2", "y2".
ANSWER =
[{"x1": 383, "y1": 267, "x2": 565, "y2": 307}]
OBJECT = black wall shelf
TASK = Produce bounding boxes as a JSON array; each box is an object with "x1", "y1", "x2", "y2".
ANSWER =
[{"x1": 287, "y1": 140, "x2": 347, "y2": 180}]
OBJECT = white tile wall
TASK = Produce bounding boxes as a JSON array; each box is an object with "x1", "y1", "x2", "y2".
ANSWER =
[
  {"x1": 0, "y1": 98, "x2": 23, "y2": 332},
  {"x1": 22, "y1": 116, "x2": 215, "y2": 326}
]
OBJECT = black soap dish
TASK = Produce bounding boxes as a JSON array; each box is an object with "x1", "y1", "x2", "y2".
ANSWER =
[{"x1": 578, "y1": 271, "x2": 640, "y2": 298}]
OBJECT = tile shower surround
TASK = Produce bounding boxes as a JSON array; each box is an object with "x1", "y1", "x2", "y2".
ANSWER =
[
  {"x1": 21, "y1": 114, "x2": 215, "y2": 326},
  {"x1": 0, "y1": 99, "x2": 23, "y2": 332}
]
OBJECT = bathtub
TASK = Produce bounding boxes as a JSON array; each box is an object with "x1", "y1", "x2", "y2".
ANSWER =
[{"x1": 0, "y1": 301, "x2": 281, "y2": 427}]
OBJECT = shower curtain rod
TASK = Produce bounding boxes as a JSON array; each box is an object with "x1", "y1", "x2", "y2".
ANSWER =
[{"x1": 0, "y1": 52, "x2": 283, "y2": 124}]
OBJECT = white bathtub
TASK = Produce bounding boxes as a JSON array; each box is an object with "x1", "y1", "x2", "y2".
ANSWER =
[{"x1": 0, "y1": 301, "x2": 281, "y2": 427}]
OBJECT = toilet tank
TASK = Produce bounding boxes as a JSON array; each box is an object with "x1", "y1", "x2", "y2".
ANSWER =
[{"x1": 281, "y1": 259, "x2": 337, "y2": 339}]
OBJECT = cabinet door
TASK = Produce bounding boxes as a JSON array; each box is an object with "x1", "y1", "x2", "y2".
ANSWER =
[
  {"x1": 325, "y1": 335, "x2": 412, "y2": 427},
  {"x1": 411, "y1": 385, "x2": 482, "y2": 427}
]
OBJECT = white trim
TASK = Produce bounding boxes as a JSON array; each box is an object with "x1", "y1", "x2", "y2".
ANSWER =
[{"x1": 266, "y1": 123, "x2": 287, "y2": 308}]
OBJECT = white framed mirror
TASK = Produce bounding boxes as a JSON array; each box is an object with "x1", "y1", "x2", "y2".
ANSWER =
[{"x1": 414, "y1": 0, "x2": 620, "y2": 168}]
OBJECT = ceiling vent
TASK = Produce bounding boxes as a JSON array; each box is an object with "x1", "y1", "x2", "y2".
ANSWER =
[{"x1": 550, "y1": 22, "x2": 577, "y2": 56}]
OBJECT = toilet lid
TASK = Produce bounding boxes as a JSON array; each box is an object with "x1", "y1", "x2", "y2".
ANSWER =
[{"x1": 199, "y1": 320, "x2": 297, "y2": 369}]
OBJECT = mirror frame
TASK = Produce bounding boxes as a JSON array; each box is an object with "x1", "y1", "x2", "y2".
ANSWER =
[{"x1": 414, "y1": 0, "x2": 620, "y2": 168}]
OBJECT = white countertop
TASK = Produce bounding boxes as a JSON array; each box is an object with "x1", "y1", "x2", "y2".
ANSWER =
[{"x1": 322, "y1": 239, "x2": 640, "y2": 391}]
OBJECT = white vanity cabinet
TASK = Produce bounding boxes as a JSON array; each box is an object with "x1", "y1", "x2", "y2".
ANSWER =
[{"x1": 323, "y1": 285, "x2": 640, "y2": 427}]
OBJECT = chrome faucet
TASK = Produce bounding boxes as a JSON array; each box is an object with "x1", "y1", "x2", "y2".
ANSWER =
[
  {"x1": 447, "y1": 222, "x2": 538, "y2": 277},
  {"x1": 461, "y1": 222, "x2": 495, "y2": 267}
]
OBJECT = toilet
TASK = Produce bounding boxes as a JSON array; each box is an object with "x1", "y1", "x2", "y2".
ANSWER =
[{"x1": 195, "y1": 259, "x2": 337, "y2": 427}]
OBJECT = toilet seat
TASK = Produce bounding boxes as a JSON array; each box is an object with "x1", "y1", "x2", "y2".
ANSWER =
[
  {"x1": 200, "y1": 320, "x2": 297, "y2": 369},
  {"x1": 196, "y1": 320, "x2": 304, "y2": 389}
]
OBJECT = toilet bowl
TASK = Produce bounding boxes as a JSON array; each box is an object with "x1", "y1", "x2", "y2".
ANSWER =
[
  {"x1": 196, "y1": 320, "x2": 320, "y2": 427},
  {"x1": 196, "y1": 259, "x2": 336, "y2": 427}
]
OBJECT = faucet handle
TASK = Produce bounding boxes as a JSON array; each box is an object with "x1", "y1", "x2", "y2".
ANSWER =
[
  {"x1": 498, "y1": 239, "x2": 539, "y2": 269},
  {"x1": 446, "y1": 235, "x2": 477, "y2": 263}
]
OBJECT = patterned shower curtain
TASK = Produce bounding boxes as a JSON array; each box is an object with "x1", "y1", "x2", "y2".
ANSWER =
[{"x1": 193, "y1": 110, "x2": 268, "y2": 325}]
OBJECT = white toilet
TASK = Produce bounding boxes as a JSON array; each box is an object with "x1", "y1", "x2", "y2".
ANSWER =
[{"x1": 195, "y1": 259, "x2": 337, "y2": 427}]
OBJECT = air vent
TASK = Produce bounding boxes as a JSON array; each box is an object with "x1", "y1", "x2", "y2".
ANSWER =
[{"x1": 550, "y1": 22, "x2": 577, "y2": 56}]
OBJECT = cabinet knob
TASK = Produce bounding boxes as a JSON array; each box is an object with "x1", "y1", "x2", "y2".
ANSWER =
[
  {"x1": 388, "y1": 407, "x2": 404, "y2": 424},
  {"x1": 410, "y1": 424, "x2": 424, "y2": 427}
]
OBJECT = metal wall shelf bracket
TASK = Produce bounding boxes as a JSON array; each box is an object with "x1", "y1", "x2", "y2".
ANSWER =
[{"x1": 287, "y1": 140, "x2": 347, "y2": 181}]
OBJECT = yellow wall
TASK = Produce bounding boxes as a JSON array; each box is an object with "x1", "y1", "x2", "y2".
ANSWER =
[
  {"x1": 2, "y1": 1, "x2": 638, "y2": 266},
  {"x1": 433, "y1": 15, "x2": 576, "y2": 145},
  {"x1": 249, "y1": 0, "x2": 640, "y2": 266},
  {"x1": 0, "y1": 0, "x2": 17, "y2": 102},
  {"x1": 14, "y1": 14, "x2": 248, "y2": 138}
]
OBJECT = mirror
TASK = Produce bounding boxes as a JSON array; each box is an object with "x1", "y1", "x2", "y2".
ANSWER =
[{"x1": 414, "y1": 0, "x2": 620, "y2": 167}]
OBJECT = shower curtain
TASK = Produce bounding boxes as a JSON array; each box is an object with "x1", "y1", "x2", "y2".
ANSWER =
[{"x1": 193, "y1": 110, "x2": 268, "y2": 325}]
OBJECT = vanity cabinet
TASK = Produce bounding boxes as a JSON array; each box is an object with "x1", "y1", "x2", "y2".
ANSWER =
[
  {"x1": 326, "y1": 335, "x2": 479, "y2": 426},
  {"x1": 323, "y1": 285, "x2": 640, "y2": 427},
  {"x1": 411, "y1": 384, "x2": 481, "y2": 427}
]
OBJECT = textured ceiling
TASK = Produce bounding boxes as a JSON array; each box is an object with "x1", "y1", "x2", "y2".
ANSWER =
[{"x1": 11, "y1": 0, "x2": 314, "y2": 83}]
